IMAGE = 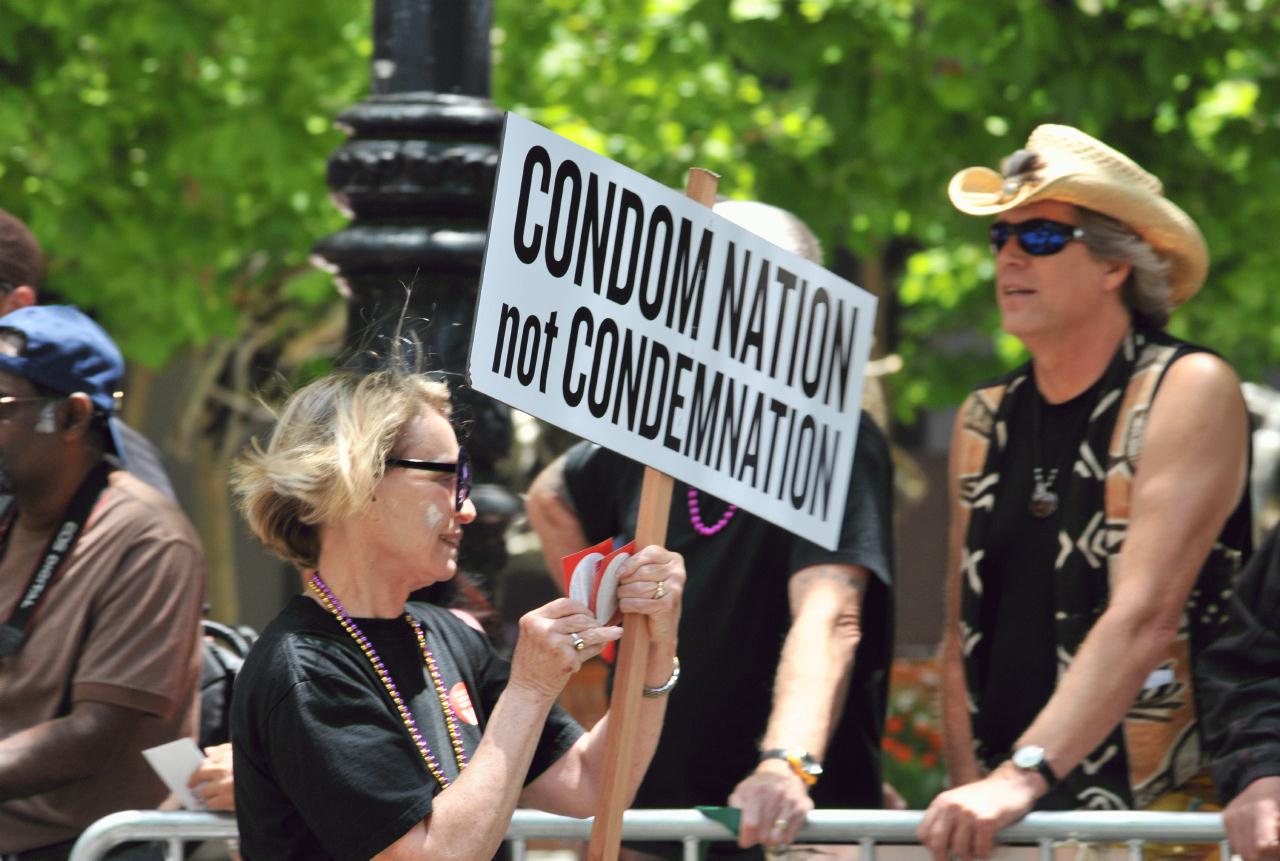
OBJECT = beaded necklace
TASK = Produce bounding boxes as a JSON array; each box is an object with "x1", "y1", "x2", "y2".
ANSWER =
[
  {"x1": 307, "y1": 572, "x2": 469, "y2": 789},
  {"x1": 687, "y1": 488, "x2": 737, "y2": 536}
]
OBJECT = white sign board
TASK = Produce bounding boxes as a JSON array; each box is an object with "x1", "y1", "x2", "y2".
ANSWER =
[{"x1": 469, "y1": 114, "x2": 877, "y2": 550}]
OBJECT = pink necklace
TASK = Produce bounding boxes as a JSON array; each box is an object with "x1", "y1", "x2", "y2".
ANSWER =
[
  {"x1": 307, "y1": 572, "x2": 469, "y2": 789},
  {"x1": 687, "y1": 488, "x2": 737, "y2": 536}
]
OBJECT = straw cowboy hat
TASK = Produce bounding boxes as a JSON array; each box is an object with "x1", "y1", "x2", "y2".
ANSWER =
[{"x1": 947, "y1": 124, "x2": 1208, "y2": 306}]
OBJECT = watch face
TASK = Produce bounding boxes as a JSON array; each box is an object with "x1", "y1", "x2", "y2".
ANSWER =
[{"x1": 1012, "y1": 745, "x2": 1046, "y2": 770}]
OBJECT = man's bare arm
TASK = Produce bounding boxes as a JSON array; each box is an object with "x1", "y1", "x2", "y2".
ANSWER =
[
  {"x1": 0, "y1": 701, "x2": 148, "y2": 801},
  {"x1": 729, "y1": 562, "x2": 869, "y2": 848},
  {"x1": 940, "y1": 408, "x2": 982, "y2": 786},
  {"x1": 526, "y1": 453, "x2": 591, "y2": 588}
]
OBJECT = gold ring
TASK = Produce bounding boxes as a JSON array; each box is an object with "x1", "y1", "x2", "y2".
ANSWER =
[
  {"x1": 653, "y1": 580, "x2": 666, "y2": 600},
  {"x1": 773, "y1": 817, "x2": 789, "y2": 832},
  {"x1": 570, "y1": 632, "x2": 586, "y2": 651}
]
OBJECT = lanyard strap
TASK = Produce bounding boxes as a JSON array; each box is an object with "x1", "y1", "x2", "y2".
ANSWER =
[{"x1": 0, "y1": 461, "x2": 115, "y2": 659}]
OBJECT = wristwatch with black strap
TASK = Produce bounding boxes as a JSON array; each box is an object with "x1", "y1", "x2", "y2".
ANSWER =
[
  {"x1": 760, "y1": 748, "x2": 823, "y2": 786},
  {"x1": 1010, "y1": 744, "x2": 1059, "y2": 789}
]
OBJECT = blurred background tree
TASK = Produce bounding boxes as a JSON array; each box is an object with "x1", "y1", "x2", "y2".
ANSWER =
[
  {"x1": 4, "y1": 0, "x2": 1277, "y2": 418},
  {"x1": 494, "y1": 0, "x2": 1280, "y2": 420},
  {"x1": 1, "y1": 0, "x2": 1277, "y2": 617}
]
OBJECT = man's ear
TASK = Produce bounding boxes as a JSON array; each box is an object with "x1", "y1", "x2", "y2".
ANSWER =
[
  {"x1": 0, "y1": 285, "x2": 37, "y2": 315},
  {"x1": 63, "y1": 394, "x2": 96, "y2": 435},
  {"x1": 1102, "y1": 260, "x2": 1132, "y2": 294}
]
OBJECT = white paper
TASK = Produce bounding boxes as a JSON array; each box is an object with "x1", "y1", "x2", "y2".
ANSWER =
[{"x1": 142, "y1": 737, "x2": 206, "y2": 811}]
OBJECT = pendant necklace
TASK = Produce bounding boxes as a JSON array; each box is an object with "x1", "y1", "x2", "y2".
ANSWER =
[
  {"x1": 1029, "y1": 390, "x2": 1060, "y2": 519},
  {"x1": 688, "y1": 488, "x2": 737, "y2": 536},
  {"x1": 307, "y1": 572, "x2": 469, "y2": 789}
]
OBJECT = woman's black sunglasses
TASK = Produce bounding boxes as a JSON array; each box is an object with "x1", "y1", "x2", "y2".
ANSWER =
[
  {"x1": 386, "y1": 445, "x2": 472, "y2": 512},
  {"x1": 990, "y1": 219, "x2": 1085, "y2": 256}
]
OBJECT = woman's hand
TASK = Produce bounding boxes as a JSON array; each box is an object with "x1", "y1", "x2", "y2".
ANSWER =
[
  {"x1": 615, "y1": 545, "x2": 685, "y2": 645},
  {"x1": 189, "y1": 742, "x2": 235, "y2": 811},
  {"x1": 509, "y1": 599, "x2": 622, "y2": 699}
]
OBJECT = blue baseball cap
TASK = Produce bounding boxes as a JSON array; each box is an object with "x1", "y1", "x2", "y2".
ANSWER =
[{"x1": 0, "y1": 305, "x2": 127, "y2": 461}]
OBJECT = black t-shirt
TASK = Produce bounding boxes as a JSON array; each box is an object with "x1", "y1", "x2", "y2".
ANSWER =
[
  {"x1": 231, "y1": 596, "x2": 583, "y2": 861},
  {"x1": 563, "y1": 410, "x2": 894, "y2": 810},
  {"x1": 973, "y1": 380, "x2": 1103, "y2": 809},
  {"x1": 975, "y1": 378, "x2": 1102, "y2": 761}
]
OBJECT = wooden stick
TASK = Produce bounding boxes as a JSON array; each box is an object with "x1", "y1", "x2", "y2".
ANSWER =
[{"x1": 587, "y1": 167, "x2": 719, "y2": 861}]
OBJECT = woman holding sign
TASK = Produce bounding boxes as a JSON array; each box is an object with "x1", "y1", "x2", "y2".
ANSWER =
[{"x1": 228, "y1": 362, "x2": 684, "y2": 860}]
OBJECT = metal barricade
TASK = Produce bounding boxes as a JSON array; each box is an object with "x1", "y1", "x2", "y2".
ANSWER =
[
  {"x1": 69, "y1": 810, "x2": 236, "y2": 861},
  {"x1": 68, "y1": 809, "x2": 1232, "y2": 861}
]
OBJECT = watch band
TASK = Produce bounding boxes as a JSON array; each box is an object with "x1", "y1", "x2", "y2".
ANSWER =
[
  {"x1": 1011, "y1": 744, "x2": 1059, "y2": 789},
  {"x1": 1032, "y1": 758, "x2": 1058, "y2": 788},
  {"x1": 760, "y1": 748, "x2": 821, "y2": 786}
]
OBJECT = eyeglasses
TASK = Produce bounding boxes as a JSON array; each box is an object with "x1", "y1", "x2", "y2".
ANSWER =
[
  {"x1": 0, "y1": 395, "x2": 61, "y2": 422},
  {"x1": 989, "y1": 219, "x2": 1085, "y2": 256},
  {"x1": 385, "y1": 445, "x2": 472, "y2": 512}
]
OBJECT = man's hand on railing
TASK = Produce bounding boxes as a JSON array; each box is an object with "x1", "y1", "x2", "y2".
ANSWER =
[
  {"x1": 1222, "y1": 775, "x2": 1280, "y2": 861},
  {"x1": 917, "y1": 762, "x2": 1043, "y2": 861},
  {"x1": 728, "y1": 762, "x2": 814, "y2": 849}
]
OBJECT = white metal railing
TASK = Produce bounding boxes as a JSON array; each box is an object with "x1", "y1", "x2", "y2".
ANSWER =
[{"x1": 68, "y1": 808, "x2": 1231, "y2": 861}]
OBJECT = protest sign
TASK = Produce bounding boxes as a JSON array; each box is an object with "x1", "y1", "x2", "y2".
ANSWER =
[{"x1": 470, "y1": 114, "x2": 877, "y2": 549}]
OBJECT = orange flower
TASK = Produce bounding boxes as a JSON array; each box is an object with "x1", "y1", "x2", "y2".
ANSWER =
[{"x1": 883, "y1": 737, "x2": 914, "y2": 763}]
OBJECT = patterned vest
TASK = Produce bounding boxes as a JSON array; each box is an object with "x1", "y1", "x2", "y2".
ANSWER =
[{"x1": 953, "y1": 328, "x2": 1251, "y2": 809}]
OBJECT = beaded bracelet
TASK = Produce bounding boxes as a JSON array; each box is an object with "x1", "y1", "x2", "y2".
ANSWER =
[{"x1": 642, "y1": 656, "x2": 681, "y2": 698}]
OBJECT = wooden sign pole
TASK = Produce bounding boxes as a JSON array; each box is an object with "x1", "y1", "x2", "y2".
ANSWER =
[{"x1": 586, "y1": 167, "x2": 719, "y2": 861}]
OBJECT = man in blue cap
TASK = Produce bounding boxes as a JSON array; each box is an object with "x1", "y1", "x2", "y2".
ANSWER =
[
  {"x1": 0, "y1": 305, "x2": 205, "y2": 860},
  {"x1": 0, "y1": 208, "x2": 175, "y2": 498}
]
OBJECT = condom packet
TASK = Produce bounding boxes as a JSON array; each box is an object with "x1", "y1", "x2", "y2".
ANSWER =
[{"x1": 561, "y1": 538, "x2": 635, "y2": 626}]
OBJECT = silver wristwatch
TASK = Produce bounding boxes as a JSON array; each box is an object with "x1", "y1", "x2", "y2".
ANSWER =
[{"x1": 1011, "y1": 744, "x2": 1058, "y2": 788}]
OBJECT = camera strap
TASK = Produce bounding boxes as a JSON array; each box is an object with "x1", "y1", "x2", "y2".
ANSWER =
[{"x1": 0, "y1": 461, "x2": 115, "y2": 659}]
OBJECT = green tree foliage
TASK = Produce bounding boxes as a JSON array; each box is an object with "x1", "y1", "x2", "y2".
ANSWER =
[
  {"x1": 494, "y1": 0, "x2": 1280, "y2": 418},
  {"x1": 1, "y1": 0, "x2": 1276, "y2": 418},
  {"x1": 0, "y1": 0, "x2": 370, "y2": 367}
]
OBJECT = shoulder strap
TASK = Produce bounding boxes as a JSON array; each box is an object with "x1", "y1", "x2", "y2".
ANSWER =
[
  {"x1": 1103, "y1": 342, "x2": 1181, "y2": 528},
  {"x1": 955, "y1": 379, "x2": 1014, "y2": 521}
]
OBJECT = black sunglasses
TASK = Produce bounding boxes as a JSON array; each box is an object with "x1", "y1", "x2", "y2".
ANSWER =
[
  {"x1": 0, "y1": 395, "x2": 63, "y2": 423},
  {"x1": 385, "y1": 445, "x2": 472, "y2": 512},
  {"x1": 990, "y1": 219, "x2": 1085, "y2": 256}
]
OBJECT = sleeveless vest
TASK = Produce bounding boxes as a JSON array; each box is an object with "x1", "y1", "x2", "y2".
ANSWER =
[{"x1": 953, "y1": 328, "x2": 1250, "y2": 809}]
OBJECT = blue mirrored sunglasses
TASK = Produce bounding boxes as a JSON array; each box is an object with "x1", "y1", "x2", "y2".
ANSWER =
[
  {"x1": 990, "y1": 218, "x2": 1085, "y2": 256},
  {"x1": 385, "y1": 445, "x2": 472, "y2": 512}
]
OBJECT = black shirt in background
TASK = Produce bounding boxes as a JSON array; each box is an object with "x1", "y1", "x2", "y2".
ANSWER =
[
  {"x1": 1202, "y1": 524, "x2": 1280, "y2": 801},
  {"x1": 562, "y1": 411, "x2": 894, "y2": 813}
]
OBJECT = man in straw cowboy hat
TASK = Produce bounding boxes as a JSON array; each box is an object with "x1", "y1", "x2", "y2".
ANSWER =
[{"x1": 918, "y1": 125, "x2": 1252, "y2": 860}]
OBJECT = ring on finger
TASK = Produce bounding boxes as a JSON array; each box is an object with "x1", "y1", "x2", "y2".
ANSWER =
[
  {"x1": 570, "y1": 631, "x2": 586, "y2": 651},
  {"x1": 653, "y1": 580, "x2": 666, "y2": 600},
  {"x1": 773, "y1": 817, "x2": 789, "y2": 833}
]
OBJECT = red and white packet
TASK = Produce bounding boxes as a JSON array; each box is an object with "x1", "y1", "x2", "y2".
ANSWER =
[
  {"x1": 562, "y1": 539, "x2": 636, "y2": 662},
  {"x1": 561, "y1": 539, "x2": 636, "y2": 626}
]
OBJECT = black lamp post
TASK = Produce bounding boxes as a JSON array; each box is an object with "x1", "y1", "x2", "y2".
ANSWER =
[{"x1": 313, "y1": 0, "x2": 519, "y2": 596}]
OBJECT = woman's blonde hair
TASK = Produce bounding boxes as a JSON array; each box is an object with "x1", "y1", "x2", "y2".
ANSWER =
[{"x1": 233, "y1": 369, "x2": 452, "y2": 569}]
